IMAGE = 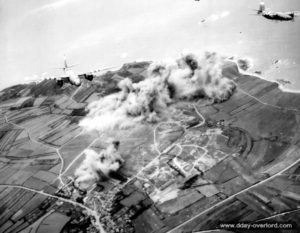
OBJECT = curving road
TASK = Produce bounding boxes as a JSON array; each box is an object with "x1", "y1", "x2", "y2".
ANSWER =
[
  {"x1": 2, "y1": 112, "x2": 105, "y2": 233},
  {"x1": 167, "y1": 88, "x2": 300, "y2": 233}
]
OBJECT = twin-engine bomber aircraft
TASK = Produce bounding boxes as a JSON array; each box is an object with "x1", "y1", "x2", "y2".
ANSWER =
[
  {"x1": 253, "y1": 2, "x2": 297, "y2": 21},
  {"x1": 55, "y1": 56, "x2": 114, "y2": 87}
]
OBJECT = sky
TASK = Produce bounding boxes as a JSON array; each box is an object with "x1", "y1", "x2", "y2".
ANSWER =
[{"x1": 1, "y1": 0, "x2": 300, "y2": 90}]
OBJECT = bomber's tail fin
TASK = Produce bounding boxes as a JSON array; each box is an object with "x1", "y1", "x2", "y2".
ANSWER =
[
  {"x1": 258, "y1": 1, "x2": 265, "y2": 14},
  {"x1": 54, "y1": 55, "x2": 78, "y2": 73},
  {"x1": 63, "y1": 55, "x2": 78, "y2": 69}
]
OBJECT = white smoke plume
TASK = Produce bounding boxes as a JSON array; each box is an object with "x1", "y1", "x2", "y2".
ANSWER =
[
  {"x1": 79, "y1": 72, "x2": 172, "y2": 132},
  {"x1": 74, "y1": 141, "x2": 124, "y2": 190},
  {"x1": 154, "y1": 52, "x2": 236, "y2": 101},
  {"x1": 79, "y1": 53, "x2": 236, "y2": 133}
]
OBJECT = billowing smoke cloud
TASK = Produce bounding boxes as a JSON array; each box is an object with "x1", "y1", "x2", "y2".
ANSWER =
[
  {"x1": 159, "y1": 52, "x2": 236, "y2": 101},
  {"x1": 79, "y1": 53, "x2": 236, "y2": 133},
  {"x1": 79, "y1": 70, "x2": 172, "y2": 132},
  {"x1": 74, "y1": 141, "x2": 124, "y2": 190}
]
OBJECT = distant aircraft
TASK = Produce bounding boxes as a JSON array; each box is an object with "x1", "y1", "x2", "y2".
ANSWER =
[
  {"x1": 253, "y1": 2, "x2": 296, "y2": 21},
  {"x1": 55, "y1": 56, "x2": 114, "y2": 87}
]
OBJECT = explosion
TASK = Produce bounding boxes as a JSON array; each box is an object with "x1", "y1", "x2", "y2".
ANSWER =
[
  {"x1": 75, "y1": 53, "x2": 236, "y2": 187},
  {"x1": 74, "y1": 141, "x2": 124, "y2": 190},
  {"x1": 79, "y1": 69, "x2": 172, "y2": 132},
  {"x1": 79, "y1": 53, "x2": 236, "y2": 134},
  {"x1": 152, "y1": 52, "x2": 236, "y2": 101}
]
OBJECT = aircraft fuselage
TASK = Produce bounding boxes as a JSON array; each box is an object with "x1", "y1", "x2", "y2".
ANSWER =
[{"x1": 65, "y1": 69, "x2": 81, "y2": 86}]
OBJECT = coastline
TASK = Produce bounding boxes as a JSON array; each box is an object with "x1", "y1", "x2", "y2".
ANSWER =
[{"x1": 230, "y1": 59, "x2": 300, "y2": 94}]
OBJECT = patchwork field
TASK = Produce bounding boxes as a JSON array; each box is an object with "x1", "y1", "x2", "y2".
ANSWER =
[{"x1": 0, "y1": 61, "x2": 300, "y2": 233}]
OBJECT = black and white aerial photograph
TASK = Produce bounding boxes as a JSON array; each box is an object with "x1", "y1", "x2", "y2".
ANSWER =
[{"x1": 1, "y1": 0, "x2": 300, "y2": 232}]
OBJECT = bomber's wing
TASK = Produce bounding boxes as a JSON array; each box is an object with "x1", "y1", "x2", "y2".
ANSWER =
[
  {"x1": 78, "y1": 73, "x2": 94, "y2": 81},
  {"x1": 78, "y1": 66, "x2": 117, "y2": 82},
  {"x1": 56, "y1": 76, "x2": 70, "y2": 87},
  {"x1": 262, "y1": 11, "x2": 294, "y2": 20}
]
